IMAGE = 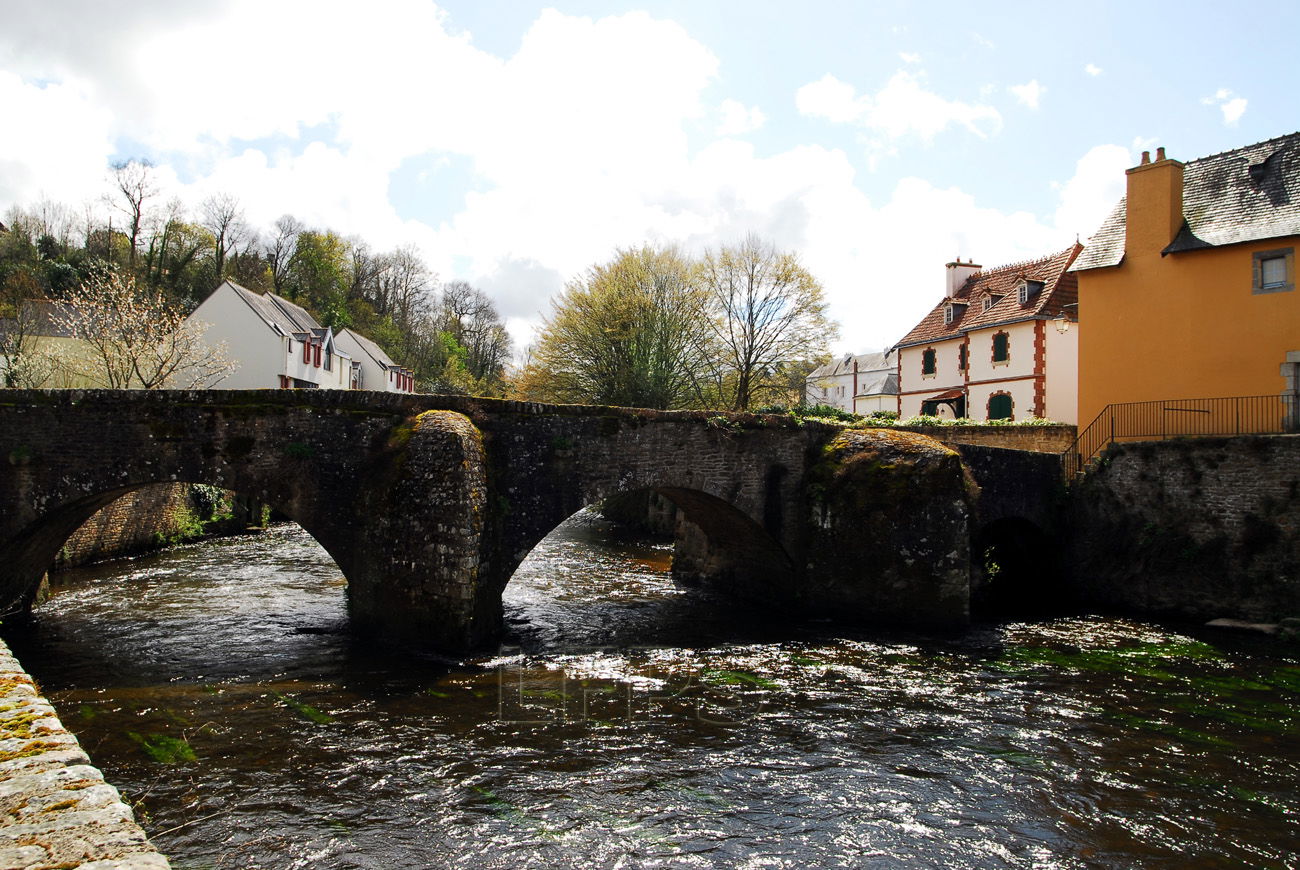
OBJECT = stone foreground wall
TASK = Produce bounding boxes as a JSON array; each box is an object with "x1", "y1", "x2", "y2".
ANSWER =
[
  {"x1": 1069, "y1": 435, "x2": 1300, "y2": 622},
  {"x1": 0, "y1": 640, "x2": 168, "y2": 869}
]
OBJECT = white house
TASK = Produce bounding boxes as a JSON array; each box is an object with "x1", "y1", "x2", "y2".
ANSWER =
[
  {"x1": 892, "y1": 245, "x2": 1081, "y2": 423},
  {"x1": 188, "y1": 281, "x2": 354, "y2": 390},
  {"x1": 805, "y1": 351, "x2": 898, "y2": 414},
  {"x1": 333, "y1": 328, "x2": 417, "y2": 393}
]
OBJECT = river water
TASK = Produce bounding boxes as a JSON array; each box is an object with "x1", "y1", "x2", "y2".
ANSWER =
[{"x1": 3, "y1": 513, "x2": 1298, "y2": 869}]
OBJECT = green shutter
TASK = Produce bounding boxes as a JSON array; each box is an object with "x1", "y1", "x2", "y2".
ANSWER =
[{"x1": 989, "y1": 393, "x2": 1012, "y2": 420}]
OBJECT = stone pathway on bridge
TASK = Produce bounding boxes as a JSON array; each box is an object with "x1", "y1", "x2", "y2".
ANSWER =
[{"x1": 0, "y1": 640, "x2": 168, "y2": 870}]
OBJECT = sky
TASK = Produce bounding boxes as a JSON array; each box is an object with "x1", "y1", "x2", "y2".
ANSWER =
[{"x1": 2, "y1": 0, "x2": 1297, "y2": 357}]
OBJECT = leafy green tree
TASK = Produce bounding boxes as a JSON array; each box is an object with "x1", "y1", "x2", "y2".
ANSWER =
[
  {"x1": 285, "y1": 230, "x2": 351, "y2": 327},
  {"x1": 516, "y1": 246, "x2": 709, "y2": 409}
]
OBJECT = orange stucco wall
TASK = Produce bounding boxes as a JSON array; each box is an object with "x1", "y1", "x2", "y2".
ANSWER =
[{"x1": 1078, "y1": 233, "x2": 1300, "y2": 429}]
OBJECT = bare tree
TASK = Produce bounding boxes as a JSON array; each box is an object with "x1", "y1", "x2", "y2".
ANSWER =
[
  {"x1": 440, "y1": 280, "x2": 511, "y2": 384},
  {"x1": 378, "y1": 244, "x2": 433, "y2": 328},
  {"x1": 51, "y1": 266, "x2": 234, "y2": 389},
  {"x1": 109, "y1": 159, "x2": 158, "y2": 271},
  {"x1": 200, "y1": 193, "x2": 249, "y2": 286},
  {"x1": 696, "y1": 235, "x2": 838, "y2": 411},
  {"x1": 266, "y1": 214, "x2": 303, "y2": 294}
]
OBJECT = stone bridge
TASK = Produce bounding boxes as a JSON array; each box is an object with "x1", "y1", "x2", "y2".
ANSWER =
[{"x1": 0, "y1": 390, "x2": 1060, "y2": 651}]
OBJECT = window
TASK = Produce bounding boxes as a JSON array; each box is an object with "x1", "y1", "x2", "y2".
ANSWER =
[
  {"x1": 982, "y1": 297, "x2": 994, "y2": 312},
  {"x1": 921, "y1": 347, "x2": 937, "y2": 376},
  {"x1": 957, "y1": 343, "x2": 967, "y2": 371},
  {"x1": 1018, "y1": 280, "x2": 1043, "y2": 305},
  {"x1": 944, "y1": 305, "x2": 954, "y2": 325},
  {"x1": 988, "y1": 393, "x2": 1013, "y2": 420},
  {"x1": 991, "y1": 331, "x2": 1010, "y2": 364},
  {"x1": 1254, "y1": 248, "x2": 1294, "y2": 294}
]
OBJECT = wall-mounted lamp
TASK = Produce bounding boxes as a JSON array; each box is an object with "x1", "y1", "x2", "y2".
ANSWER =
[{"x1": 1053, "y1": 313, "x2": 1070, "y2": 334}]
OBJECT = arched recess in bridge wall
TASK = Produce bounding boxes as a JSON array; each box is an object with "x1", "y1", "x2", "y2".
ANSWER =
[{"x1": 971, "y1": 516, "x2": 1063, "y2": 618}]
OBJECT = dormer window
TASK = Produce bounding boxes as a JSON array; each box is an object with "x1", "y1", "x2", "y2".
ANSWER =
[
  {"x1": 1018, "y1": 280, "x2": 1044, "y2": 304},
  {"x1": 944, "y1": 305, "x2": 955, "y2": 325},
  {"x1": 983, "y1": 295, "x2": 1003, "y2": 312}
]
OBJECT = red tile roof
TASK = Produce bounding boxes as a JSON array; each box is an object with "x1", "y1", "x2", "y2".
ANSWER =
[{"x1": 893, "y1": 243, "x2": 1082, "y2": 349}]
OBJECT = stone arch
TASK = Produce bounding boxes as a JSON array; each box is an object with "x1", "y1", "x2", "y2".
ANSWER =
[
  {"x1": 495, "y1": 484, "x2": 798, "y2": 605},
  {"x1": 0, "y1": 475, "x2": 359, "y2": 616}
]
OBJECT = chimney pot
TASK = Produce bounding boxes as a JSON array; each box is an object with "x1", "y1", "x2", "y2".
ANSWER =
[
  {"x1": 1156, "y1": 146, "x2": 1166, "y2": 161},
  {"x1": 1140, "y1": 151, "x2": 1151, "y2": 165}
]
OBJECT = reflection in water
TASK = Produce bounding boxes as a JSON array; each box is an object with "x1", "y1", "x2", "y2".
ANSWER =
[{"x1": 3, "y1": 512, "x2": 1298, "y2": 868}]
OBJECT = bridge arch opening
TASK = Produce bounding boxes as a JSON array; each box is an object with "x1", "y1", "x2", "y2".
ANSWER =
[
  {"x1": 972, "y1": 516, "x2": 1065, "y2": 619},
  {"x1": 498, "y1": 486, "x2": 799, "y2": 649},
  {"x1": 1, "y1": 480, "x2": 356, "y2": 622}
]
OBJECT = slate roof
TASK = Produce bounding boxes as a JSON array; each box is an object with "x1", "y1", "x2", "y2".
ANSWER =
[
  {"x1": 339, "y1": 327, "x2": 398, "y2": 369},
  {"x1": 1073, "y1": 132, "x2": 1300, "y2": 271},
  {"x1": 893, "y1": 244, "x2": 1082, "y2": 349},
  {"x1": 807, "y1": 350, "x2": 896, "y2": 381},
  {"x1": 224, "y1": 281, "x2": 323, "y2": 336},
  {"x1": 857, "y1": 370, "x2": 898, "y2": 397}
]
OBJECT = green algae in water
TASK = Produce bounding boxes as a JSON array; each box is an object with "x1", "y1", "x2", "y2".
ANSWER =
[
  {"x1": 1101, "y1": 711, "x2": 1235, "y2": 748},
  {"x1": 272, "y1": 691, "x2": 334, "y2": 725},
  {"x1": 470, "y1": 785, "x2": 561, "y2": 840},
  {"x1": 128, "y1": 731, "x2": 197, "y2": 764},
  {"x1": 992, "y1": 639, "x2": 1224, "y2": 680},
  {"x1": 701, "y1": 669, "x2": 779, "y2": 689}
]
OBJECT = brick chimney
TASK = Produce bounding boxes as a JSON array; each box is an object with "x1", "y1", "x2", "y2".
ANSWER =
[
  {"x1": 944, "y1": 258, "x2": 981, "y2": 298},
  {"x1": 1124, "y1": 146, "x2": 1185, "y2": 256}
]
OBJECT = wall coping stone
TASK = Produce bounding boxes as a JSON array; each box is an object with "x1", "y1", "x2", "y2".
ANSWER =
[{"x1": 0, "y1": 640, "x2": 169, "y2": 869}]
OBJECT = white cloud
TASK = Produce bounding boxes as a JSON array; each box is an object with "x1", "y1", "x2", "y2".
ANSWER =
[
  {"x1": 797, "y1": 71, "x2": 1001, "y2": 142},
  {"x1": 1221, "y1": 97, "x2": 1248, "y2": 125},
  {"x1": 1084, "y1": 63, "x2": 1103, "y2": 76},
  {"x1": 898, "y1": 52, "x2": 921, "y2": 64},
  {"x1": 716, "y1": 99, "x2": 767, "y2": 136},
  {"x1": 1009, "y1": 79, "x2": 1046, "y2": 109},
  {"x1": 1201, "y1": 88, "x2": 1248, "y2": 126},
  {"x1": 1052, "y1": 144, "x2": 1131, "y2": 239},
  {"x1": 0, "y1": 72, "x2": 116, "y2": 207},
  {"x1": 0, "y1": 5, "x2": 1133, "y2": 357}
]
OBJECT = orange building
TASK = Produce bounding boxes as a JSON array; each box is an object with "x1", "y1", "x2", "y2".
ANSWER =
[{"x1": 1073, "y1": 133, "x2": 1300, "y2": 430}]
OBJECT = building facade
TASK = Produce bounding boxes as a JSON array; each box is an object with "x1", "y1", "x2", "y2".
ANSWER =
[
  {"x1": 334, "y1": 328, "x2": 417, "y2": 393},
  {"x1": 187, "y1": 281, "x2": 354, "y2": 390},
  {"x1": 893, "y1": 246, "x2": 1082, "y2": 423},
  {"x1": 1072, "y1": 134, "x2": 1300, "y2": 429},
  {"x1": 805, "y1": 350, "x2": 898, "y2": 414}
]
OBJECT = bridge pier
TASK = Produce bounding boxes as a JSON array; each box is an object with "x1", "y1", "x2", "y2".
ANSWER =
[{"x1": 349, "y1": 411, "x2": 495, "y2": 650}]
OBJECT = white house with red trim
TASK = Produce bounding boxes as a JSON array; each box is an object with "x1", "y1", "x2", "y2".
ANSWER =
[
  {"x1": 187, "y1": 281, "x2": 415, "y2": 392},
  {"x1": 334, "y1": 328, "x2": 417, "y2": 393},
  {"x1": 892, "y1": 245, "x2": 1081, "y2": 423}
]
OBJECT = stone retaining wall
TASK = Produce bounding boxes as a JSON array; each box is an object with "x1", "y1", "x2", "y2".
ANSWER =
[
  {"x1": 0, "y1": 640, "x2": 168, "y2": 869},
  {"x1": 1069, "y1": 435, "x2": 1300, "y2": 622},
  {"x1": 895, "y1": 424, "x2": 1076, "y2": 454}
]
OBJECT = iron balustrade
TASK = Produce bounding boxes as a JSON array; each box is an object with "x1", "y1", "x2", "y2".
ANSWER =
[{"x1": 1063, "y1": 394, "x2": 1300, "y2": 479}]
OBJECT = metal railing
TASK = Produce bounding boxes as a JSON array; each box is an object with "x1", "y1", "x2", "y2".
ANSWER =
[{"x1": 1063, "y1": 394, "x2": 1300, "y2": 479}]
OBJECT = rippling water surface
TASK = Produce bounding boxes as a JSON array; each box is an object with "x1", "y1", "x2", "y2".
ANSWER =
[{"x1": 4, "y1": 514, "x2": 1299, "y2": 868}]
